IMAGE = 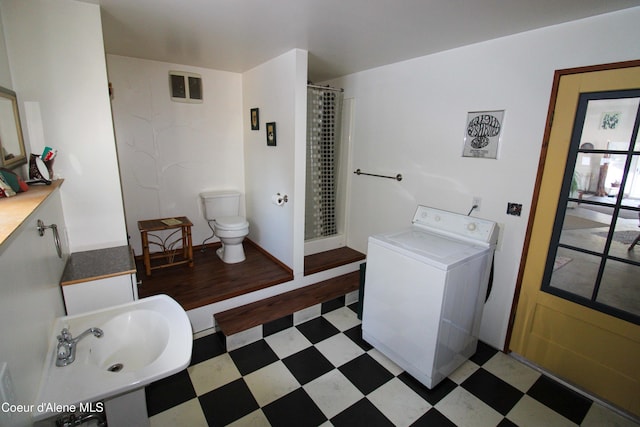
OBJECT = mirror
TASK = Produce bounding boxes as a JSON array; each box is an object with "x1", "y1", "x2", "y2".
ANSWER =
[{"x1": 0, "y1": 86, "x2": 27, "y2": 169}]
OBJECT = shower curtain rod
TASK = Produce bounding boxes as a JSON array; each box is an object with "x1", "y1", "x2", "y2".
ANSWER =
[{"x1": 307, "y1": 84, "x2": 344, "y2": 92}]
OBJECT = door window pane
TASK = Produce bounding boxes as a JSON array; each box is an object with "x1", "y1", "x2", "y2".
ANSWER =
[
  {"x1": 582, "y1": 98, "x2": 639, "y2": 147},
  {"x1": 550, "y1": 248, "x2": 600, "y2": 300},
  {"x1": 597, "y1": 260, "x2": 640, "y2": 317},
  {"x1": 608, "y1": 210, "x2": 640, "y2": 259},
  {"x1": 622, "y1": 155, "x2": 640, "y2": 202},
  {"x1": 559, "y1": 207, "x2": 610, "y2": 253}
]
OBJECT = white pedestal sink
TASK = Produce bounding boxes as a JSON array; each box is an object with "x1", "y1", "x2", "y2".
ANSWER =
[{"x1": 33, "y1": 295, "x2": 192, "y2": 426}]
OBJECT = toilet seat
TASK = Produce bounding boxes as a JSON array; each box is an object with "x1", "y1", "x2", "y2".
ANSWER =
[{"x1": 214, "y1": 216, "x2": 249, "y2": 231}]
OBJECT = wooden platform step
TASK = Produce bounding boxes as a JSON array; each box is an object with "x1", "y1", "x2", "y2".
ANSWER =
[
  {"x1": 216, "y1": 270, "x2": 361, "y2": 337},
  {"x1": 304, "y1": 247, "x2": 365, "y2": 276}
]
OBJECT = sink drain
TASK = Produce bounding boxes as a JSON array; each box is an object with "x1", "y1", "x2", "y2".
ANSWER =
[{"x1": 107, "y1": 363, "x2": 124, "y2": 373}]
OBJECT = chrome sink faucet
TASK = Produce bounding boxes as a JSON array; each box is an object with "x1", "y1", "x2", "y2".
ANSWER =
[{"x1": 56, "y1": 327, "x2": 103, "y2": 367}]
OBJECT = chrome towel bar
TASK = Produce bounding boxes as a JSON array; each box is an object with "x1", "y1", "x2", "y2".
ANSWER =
[{"x1": 354, "y1": 169, "x2": 402, "y2": 181}]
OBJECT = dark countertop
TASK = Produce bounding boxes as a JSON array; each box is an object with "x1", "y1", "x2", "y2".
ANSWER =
[{"x1": 60, "y1": 245, "x2": 136, "y2": 286}]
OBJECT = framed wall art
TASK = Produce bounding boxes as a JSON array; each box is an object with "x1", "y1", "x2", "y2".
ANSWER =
[
  {"x1": 266, "y1": 122, "x2": 276, "y2": 146},
  {"x1": 600, "y1": 111, "x2": 621, "y2": 129},
  {"x1": 462, "y1": 110, "x2": 504, "y2": 159},
  {"x1": 250, "y1": 108, "x2": 259, "y2": 130}
]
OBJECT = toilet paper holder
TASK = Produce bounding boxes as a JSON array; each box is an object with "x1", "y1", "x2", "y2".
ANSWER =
[{"x1": 273, "y1": 193, "x2": 289, "y2": 206}]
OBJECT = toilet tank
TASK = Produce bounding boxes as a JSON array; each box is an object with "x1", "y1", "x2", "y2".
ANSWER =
[{"x1": 200, "y1": 191, "x2": 240, "y2": 220}]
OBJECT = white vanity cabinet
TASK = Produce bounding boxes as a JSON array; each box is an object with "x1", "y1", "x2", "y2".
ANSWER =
[
  {"x1": 61, "y1": 273, "x2": 138, "y2": 315},
  {"x1": 0, "y1": 181, "x2": 69, "y2": 427},
  {"x1": 60, "y1": 245, "x2": 138, "y2": 315}
]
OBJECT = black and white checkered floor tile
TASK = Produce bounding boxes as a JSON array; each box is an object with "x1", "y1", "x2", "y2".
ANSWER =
[{"x1": 146, "y1": 304, "x2": 637, "y2": 426}]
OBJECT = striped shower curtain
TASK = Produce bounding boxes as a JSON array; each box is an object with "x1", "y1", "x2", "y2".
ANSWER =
[{"x1": 305, "y1": 87, "x2": 343, "y2": 240}]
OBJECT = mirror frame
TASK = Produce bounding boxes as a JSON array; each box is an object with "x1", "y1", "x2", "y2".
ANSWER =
[{"x1": 0, "y1": 85, "x2": 27, "y2": 169}]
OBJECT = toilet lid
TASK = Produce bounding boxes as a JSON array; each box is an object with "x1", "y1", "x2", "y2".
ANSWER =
[{"x1": 215, "y1": 216, "x2": 249, "y2": 230}]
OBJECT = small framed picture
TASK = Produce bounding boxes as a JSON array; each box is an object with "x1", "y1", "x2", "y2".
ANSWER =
[
  {"x1": 600, "y1": 111, "x2": 621, "y2": 129},
  {"x1": 250, "y1": 108, "x2": 259, "y2": 130},
  {"x1": 266, "y1": 122, "x2": 276, "y2": 146},
  {"x1": 462, "y1": 110, "x2": 504, "y2": 159}
]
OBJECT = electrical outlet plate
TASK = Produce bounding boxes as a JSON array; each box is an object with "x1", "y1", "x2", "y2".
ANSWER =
[{"x1": 472, "y1": 197, "x2": 482, "y2": 211}]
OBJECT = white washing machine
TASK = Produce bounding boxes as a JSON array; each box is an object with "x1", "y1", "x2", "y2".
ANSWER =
[{"x1": 362, "y1": 205, "x2": 498, "y2": 389}]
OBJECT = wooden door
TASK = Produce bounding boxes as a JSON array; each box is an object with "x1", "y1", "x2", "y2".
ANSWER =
[{"x1": 509, "y1": 61, "x2": 640, "y2": 417}]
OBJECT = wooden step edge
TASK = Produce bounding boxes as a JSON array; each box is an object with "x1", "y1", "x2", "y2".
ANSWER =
[
  {"x1": 216, "y1": 270, "x2": 360, "y2": 336},
  {"x1": 303, "y1": 247, "x2": 366, "y2": 276}
]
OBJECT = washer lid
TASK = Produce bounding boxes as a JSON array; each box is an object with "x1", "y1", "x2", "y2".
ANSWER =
[{"x1": 370, "y1": 227, "x2": 490, "y2": 270}]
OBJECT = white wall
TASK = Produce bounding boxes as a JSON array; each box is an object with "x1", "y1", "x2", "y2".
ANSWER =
[
  {"x1": 327, "y1": 7, "x2": 640, "y2": 349},
  {"x1": 0, "y1": 9, "x2": 11, "y2": 89},
  {"x1": 1, "y1": 0, "x2": 127, "y2": 252},
  {"x1": 106, "y1": 55, "x2": 244, "y2": 255},
  {"x1": 242, "y1": 49, "x2": 308, "y2": 273}
]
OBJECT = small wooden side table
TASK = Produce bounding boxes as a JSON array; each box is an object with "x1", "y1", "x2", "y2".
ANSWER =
[{"x1": 138, "y1": 216, "x2": 194, "y2": 276}]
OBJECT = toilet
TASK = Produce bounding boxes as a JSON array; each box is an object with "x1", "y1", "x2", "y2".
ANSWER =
[{"x1": 199, "y1": 191, "x2": 249, "y2": 263}]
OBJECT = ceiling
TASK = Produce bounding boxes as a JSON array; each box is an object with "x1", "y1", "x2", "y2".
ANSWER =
[{"x1": 89, "y1": 0, "x2": 640, "y2": 82}]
